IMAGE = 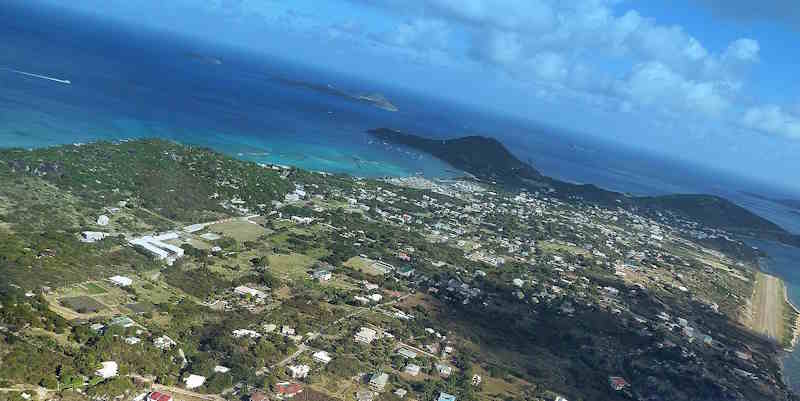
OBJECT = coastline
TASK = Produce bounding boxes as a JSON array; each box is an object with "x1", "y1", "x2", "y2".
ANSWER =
[{"x1": 783, "y1": 284, "x2": 800, "y2": 352}]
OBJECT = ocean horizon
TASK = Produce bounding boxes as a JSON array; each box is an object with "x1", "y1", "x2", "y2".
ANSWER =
[{"x1": 2, "y1": 3, "x2": 799, "y2": 235}]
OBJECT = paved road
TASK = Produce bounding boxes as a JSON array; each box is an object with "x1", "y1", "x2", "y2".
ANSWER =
[
  {"x1": 753, "y1": 272, "x2": 783, "y2": 340},
  {"x1": 130, "y1": 375, "x2": 226, "y2": 401}
]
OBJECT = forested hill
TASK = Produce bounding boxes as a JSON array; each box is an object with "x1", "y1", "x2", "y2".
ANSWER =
[
  {"x1": 368, "y1": 127, "x2": 797, "y2": 243},
  {"x1": 368, "y1": 128, "x2": 543, "y2": 184}
]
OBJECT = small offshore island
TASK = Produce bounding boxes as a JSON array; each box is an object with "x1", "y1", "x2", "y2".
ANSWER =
[{"x1": 0, "y1": 138, "x2": 799, "y2": 401}]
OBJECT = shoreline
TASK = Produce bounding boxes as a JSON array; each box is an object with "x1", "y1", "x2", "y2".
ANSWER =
[{"x1": 780, "y1": 282, "x2": 800, "y2": 392}]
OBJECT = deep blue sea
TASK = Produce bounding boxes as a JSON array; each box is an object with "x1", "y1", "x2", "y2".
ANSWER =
[{"x1": 1, "y1": 3, "x2": 798, "y2": 232}]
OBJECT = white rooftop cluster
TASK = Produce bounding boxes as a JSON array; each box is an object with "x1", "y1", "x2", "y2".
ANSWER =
[{"x1": 129, "y1": 232, "x2": 184, "y2": 265}]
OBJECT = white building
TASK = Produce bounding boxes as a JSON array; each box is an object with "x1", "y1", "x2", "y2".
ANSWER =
[
  {"x1": 81, "y1": 231, "x2": 108, "y2": 243},
  {"x1": 354, "y1": 327, "x2": 377, "y2": 344},
  {"x1": 404, "y1": 364, "x2": 421, "y2": 376},
  {"x1": 234, "y1": 286, "x2": 266, "y2": 299},
  {"x1": 369, "y1": 373, "x2": 389, "y2": 392},
  {"x1": 109, "y1": 275, "x2": 133, "y2": 287},
  {"x1": 96, "y1": 361, "x2": 118, "y2": 379},
  {"x1": 184, "y1": 374, "x2": 206, "y2": 389},
  {"x1": 154, "y1": 335, "x2": 176, "y2": 350},
  {"x1": 125, "y1": 337, "x2": 141, "y2": 345},
  {"x1": 97, "y1": 215, "x2": 110, "y2": 226},
  {"x1": 214, "y1": 366, "x2": 231, "y2": 374},
  {"x1": 129, "y1": 233, "x2": 185, "y2": 265},
  {"x1": 312, "y1": 351, "x2": 332, "y2": 364},
  {"x1": 232, "y1": 329, "x2": 262, "y2": 339},
  {"x1": 288, "y1": 365, "x2": 310, "y2": 379}
]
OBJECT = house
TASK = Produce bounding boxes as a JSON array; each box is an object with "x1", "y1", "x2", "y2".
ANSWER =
[
  {"x1": 404, "y1": 364, "x2": 421, "y2": 376},
  {"x1": 235, "y1": 286, "x2": 267, "y2": 299},
  {"x1": 355, "y1": 327, "x2": 378, "y2": 344},
  {"x1": 97, "y1": 215, "x2": 110, "y2": 226},
  {"x1": 369, "y1": 372, "x2": 389, "y2": 392},
  {"x1": 608, "y1": 376, "x2": 629, "y2": 391},
  {"x1": 372, "y1": 261, "x2": 395, "y2": 274},
  {"x1": 109, "y1": 316, "x2": 136, "y2": 328},
  {"x1": 214, "y1": 366, "x2": 231, "y2": 374},
  {"x1": 250, "y1": 392, "x2": 267, "y2": 401},
  {"x1": 394, "y1": 389, "x2": 407, "y2": 398},
  {"x1": 184, "y1": 374, "x2": 206, "y2": 389},
  {"x1": 471, "y1": 374, "x2": 482, "y2": 386},
  {"x1": 282, "y1": 326, "x2": 296, "y2": 336},
  {"x1": 435, "y1": 363, "x2": 452, "y2": 378},
  {"x1": 275, "y1": 382, "x2": 303, "y2": 399},
  {"x1": 367, "y1": 294, "x2": 383, "y2": 302},
  {"x1": 311, "y1": 268, "x2": 332, "y2": 282},
  {"x1": 438, "y1": 393, "x2": 457, "y2": 401},
  {"x1": 312, "y1": 351, "x2": 332, "y2": 364},
  {"x1": 147, "y1": 392, "x2": 173, "y2": 401},
  {"x1": 154, "y1": 335, "x2": 176, "y2": 350},
  {"x1": 81, "y1": 231, "x2": 108, "y2": 243},
  {"x1": 291, "y1": 216, "x2": 314, "y2": 225},
  {"x1": 125, "y1": 337, "x2": 141, "y2": 345},
  {"x1": 397, "y1": 265, "x2": 415, "y2": 278},
  {"x1": 233, "y1": 329, "x2": 262, "y2": 339},
  {"x1": 109, "y1": 275, "x2": 133, "y2": 287},
  {"x1": 95, "y1": 361, "x2": 118, "y2": 379},
  {"x1": 355, "y1": 390, "x2": 374, "y2": 401},
  {"x1": 288, "y1": 365, "x2": 310, "y2": 379},
  {"x1": 397, "y1": 348, "x2": 417, "y2": 359}
]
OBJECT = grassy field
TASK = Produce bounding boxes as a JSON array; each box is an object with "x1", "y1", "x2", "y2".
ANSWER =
[
  {"x1": 59, "y1": 296, "x2": 106, "y2": 314},
  {"x1": 209, "y1": 220, "x2": 267, "y2": 242},
  {"x1": 83, "y1": 282, "x2": 107, "y2": 295},
  {"x1": 343, "y1": 256, "x2": 383, "y2": 276},
  {"x1": 268, "y1": 252, "x2": 317, "y2": 280}
]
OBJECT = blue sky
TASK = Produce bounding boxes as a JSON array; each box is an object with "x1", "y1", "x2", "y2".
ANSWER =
[{"x1": 34, "y1": 0, "x2": 800, "y2": 191}]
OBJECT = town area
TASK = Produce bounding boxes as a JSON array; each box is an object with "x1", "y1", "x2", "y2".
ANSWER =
[{"x1": 0, "y1": 140, "x2": 797, "y2": 401}]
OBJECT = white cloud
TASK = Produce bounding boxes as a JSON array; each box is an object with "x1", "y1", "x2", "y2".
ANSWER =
[
  {"x1": 723, "y1": 38, "x2": 760, "y2": 63},
  {"x1": 615, "y1": 62, "x2": 730, "y2": 117},
  {"x1": 742, "y1": 105, "x2": 800, "y2": 139}
]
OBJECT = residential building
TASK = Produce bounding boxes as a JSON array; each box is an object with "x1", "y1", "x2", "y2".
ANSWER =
[
  {"x1": 369, "y1": 372, "x2": 389, "y2": 392},
  {"x1": 355, "y1": 390, "x2": 374, "y2": 401},
  {"x1": 438, "y1": 393, "x2": 456, "y2": 401},
  {"x1": 397, "y1": 265, "x2": 415, "y2": 278},
  {"x1": 109, "y1": 275, "x2": 133, "y2": 287},
  {"x1": 394, "y1": 389, "x2": 407, "y2": 398},
  {"x1": 275, "y1": 382, "x2": 303, "y2": 399},
  {"x1": 109, "y1": 316, "x2": 136, "y2": 328},
  {"x1": 397, "y1": 348, "x2": 417, "y2": 359},
  {"x1": 311, "y1": 268, "x2": 332, "y2": 281},
  {"x1": 81, "y1": 231, "x2": 107, "y2": 243},
  {"x1": 435, "y1": 363, "x2": 452, "y2": 378},
  {"x1": 354, "y1": 327, "x2": 377, "y2": 344},
  {"x1": 235, "y1": 286, "x2": 267, "y2": 299},
  {"x1": 154, "y1": 335, "x2": 176, "y2": 350},
  {"x1": 288, "y1": 365, "x2": 310, "y2": 379},
  {"x1": 184, "y1": 374, "x2": 206, "y2": 389},
  {"x1": 472, "y1": 374, "x2": 482, "y2": 386},
  {"x1": 147, "y1": 392, "x2": 172, "y2": 401},
  {"x1": 95, "y1": 361, "x2": 118, "y2": 379},
  {"x1": 312, "y1": 351, "x2": 332, "y2": 364},
  {"x1": 608, "y1": 376, "x2": 629, "y2": 391},
  {"x1": 97, "y1": 215, "x2": 110, "y2": 226},
  {"x1": 404, "y1": 364, "x2": 420, "y2": 376}
]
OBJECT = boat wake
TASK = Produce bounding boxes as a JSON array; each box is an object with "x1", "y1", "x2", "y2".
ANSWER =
[{"x1": 2, "y1": 68, "x2": 71, "y2": 84}]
